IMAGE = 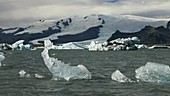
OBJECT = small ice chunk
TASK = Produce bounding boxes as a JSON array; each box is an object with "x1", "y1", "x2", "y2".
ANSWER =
[
  {"x1": 18, "y1": 70, "x2": 31, "y2": 78},
  {"x1": 135, "y1": 62, "x2": 170, "y2": 83},
  {"x1": 0, "y1": 53, "x2": 5, "y2": 67},
  {"x1": 88, "y1": 41, "x2": 108, "y2": 51},
  {"x1": 19, "y1": 44, "x2": 33, "y2": 50},
  {"x1": 34, "y1": 74, "x2": 45, "y2": 79},
  {"x1": 111, "y1": 70, "x2": 132, "y2": 82},
  {"x1": 41, "y1": 39, "x2": 91, "y2": 81}
]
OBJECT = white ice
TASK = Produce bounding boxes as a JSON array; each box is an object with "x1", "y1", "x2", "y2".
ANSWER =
[
  {"x1": 54, "y1": 42, "x2": 84, "y2": 50},
  {"x1": 19, "y1": 70, "x2": 45, "y2": 79},
  {"x1": 88, "y1": 41, "x2": 108, "y2": 51},
  {"x1": 41, "y1": 40, "x2": 91, "y2": 81},
  {"x1": 135, "y1": 62, "x2": 170, "y2": 83},
  {"x1": 88, "y1": 37, "x2": 145, "y2": 51},
  {"x1": 10, "y1": 40, "x2": 33, "y2": 50},
  {"x1": 18, "y1": 70, "x2": 31, "y2": 78},
  {"x1": 11, "y1": 40, "x2": 24, "y2": 49},
  {"x1": 0, "y1": 52, "x2": 5, "y2": 67},
  {"x1": 45, "y1": 40, "x2": 85, "y2": 50},
  {"x1": 34, "y1": 74, "x2": 45, "y2": 79},
  {"x1": 111, "y1": 70, "x2": 132, "y2": 83}
]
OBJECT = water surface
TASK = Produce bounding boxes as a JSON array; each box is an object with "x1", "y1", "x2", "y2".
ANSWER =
[{"x1": 0, "y1": 49, "x2": 170, "y2": 96}]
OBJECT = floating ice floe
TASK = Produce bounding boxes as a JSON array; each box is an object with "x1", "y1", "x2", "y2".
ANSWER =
[
  {"x1": 19, "y1": 70, "x2": 45, "y2": 79},
  {"x1": 34, "y1": 74, "x2": 45, "y2": 79},
  {"x1": 19, "y1": 70, "x2": 31, "y2": 78},
  {"x1": 88, "y1": 41, "x2": 108, "y2": 51},
  {"x1": 11, "y1": 40, "x2": 25, "y2": 49},
  {"x1": 111, "y1": 70, "x2": 133, "y2": 83},
  {"x1": 0, "y1": 40, "x2": 33, "y2": 50},
  {"x1": 54, "y1": 42, "x2": 84, "y2": 49},
  {"x1": 0, "y1": 52, "x2": 5, "y2": 67},
  {"x1": 135, "y1": 44, "x2": 148, "y2": 49},
  {"x1": 12, "y1": 40, "x2": 33, "y2": 50},
  {"x1": 42, "y1": 40, "x2": 84, "y2": 50},
  {"x1": 135, "y1": 62, "x2": 170, "y2": 83},
  {"x1": 148, "y1": 45, "x2": 170, "y2": 49},
  {"x1": 41, "y1": 39, "x2": 91, "y2": 81},
  {"x1": 88, "y1": 37, "x2": 147, "y2": 51}
]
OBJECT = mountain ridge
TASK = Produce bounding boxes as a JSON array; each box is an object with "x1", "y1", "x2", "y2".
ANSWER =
[
  {"x1": 108, "y1": 25, "x2": 170, "y2": 45},
  {"x1": 0, "y1": 14, "x2": 169, "y2": 44}
]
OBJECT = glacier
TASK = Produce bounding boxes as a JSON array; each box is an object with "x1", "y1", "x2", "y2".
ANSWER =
[
  {"x1": 0, "y1": 52, "x2": 5, "y2": 67},
  {"x1": 135, "y1": 62, "x2": 170, "y2": 83},
  {"x1": 41, "y1": 40, "x2": 91, "y2": 81},
  {"x1": 1, "y1": 14, "x2": 168, "y2": 44},
  {"x1": 111, "y1": 70, "x2": 133, "y2": 83}
]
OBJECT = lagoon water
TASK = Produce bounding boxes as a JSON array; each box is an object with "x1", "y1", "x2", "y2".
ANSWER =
[{"x1": 0, "y1": 49, "x2": 170, "y2": 96}]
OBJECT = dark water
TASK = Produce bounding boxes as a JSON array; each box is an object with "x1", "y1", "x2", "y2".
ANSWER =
[{"x1": 0, "y1": 49, "x2": 170, "y2": 96}]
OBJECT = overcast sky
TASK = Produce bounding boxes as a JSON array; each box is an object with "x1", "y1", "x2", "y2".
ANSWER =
[{"x1": 0, "y1": 0, "x2": 170, "y2": 27}]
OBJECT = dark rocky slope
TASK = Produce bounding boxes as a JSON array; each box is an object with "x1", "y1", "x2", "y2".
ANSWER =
[{"x1": 108, "y1": 25, "x2": 170, "y2": 45}]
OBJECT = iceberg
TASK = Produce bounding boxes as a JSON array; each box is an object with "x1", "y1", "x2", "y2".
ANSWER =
[
  {"x1": 135, "y1": 62, "x2": 170, "y2": 83},
  {"x1": 43, "y1": 39, "x2": 84, "y2": 49},
  {"x1": 1, "y1": 40, "x2": 33, "y2": 50},
  {"x1": 11, "y1": 40, "x2": 25, "y2": 49},
  {"x1": 41, "y1": 40, "x2": 91, "y2": 81},
  {"x1": 0, "y1": 52, "x2": 5, "y2": 67},
  {"x1": 110, "y1": 37, "x2": 140, "y2": 45},
  {"x1": 88, "y1": 41, "x2": 108, "y2": 51},
  {"x1": 18, "y1": 70, "x2": 31, "y2": 78},
  {"x1": 148, "y1": 45, "x2": 170, "y2": 49},
  {"x1": 135, "y1": 44, "x2": 148, "y2": 49},
  {"x1": 19, "y1": 70, "x2": 45, "y2": 79},
  {"x1": 88, "y1": 37, "x2": 147, "y2": 51},
  {"x1": 54, "y1": 42, "x2": 84, "y2": 49},
  {"x1": 19, "y1": 44, "x2": 33, "y2": 50},
  {"x1": 34, "y1": 74, "x2": 45, "y2": 79},
  {"x1": 111, "y1": 70, "x2": 132, "y2": 83}
]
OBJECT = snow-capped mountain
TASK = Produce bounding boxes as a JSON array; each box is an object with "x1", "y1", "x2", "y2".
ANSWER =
[{"x1": 0, "y1": 14, "x2": 169, "y2": 44}]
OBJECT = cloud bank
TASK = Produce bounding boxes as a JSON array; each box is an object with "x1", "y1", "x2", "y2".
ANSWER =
[{"x1": 0, "y1": 0, "x2": 170, "y2": 27}]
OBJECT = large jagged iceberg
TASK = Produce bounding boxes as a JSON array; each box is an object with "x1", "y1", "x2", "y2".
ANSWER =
[
  {"x1": 55, "y1": 42, "x2": 84, "y2": 49},
  {"x1": 11, "y1": 40, "x2": 25, "y2": 49},
  {"x1": 12, "y1": 40, "x2": 33, "y2": 50},
  {"x1": 88, "y1": 41, "x2": 108, "y2": 51},
  {"x1": 0, "y1": 52, "x2": 5, "y2": 66},
  {"x1": 1, "y1": 40, "x2": 33, "y2": 50},
  {"x1": 88, "y1": 37, "x2": 147, "y2": 51},
  {"x1": 41, "y1": 39, "x2": 84, "y2": 49},
  {"x1": 135, "y1": 62, "x2": 170, "y2": 83},
  {"x1": 111, "y1": 70, "x2": 133, "y2": 83},
  {"x1": 41, "y1": 40, "x2": 91, "y2": 81}
]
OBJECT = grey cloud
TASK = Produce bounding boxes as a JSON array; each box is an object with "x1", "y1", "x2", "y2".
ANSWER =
[
  {"x1": 0, "y1": 0, "x2": 170, "y2": 27},
  {"x1": 133, "y1": 10, "x2": 170, "y2": 18}
]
